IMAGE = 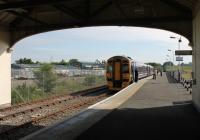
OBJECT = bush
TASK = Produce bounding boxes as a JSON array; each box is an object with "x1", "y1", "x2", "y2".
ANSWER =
[
  {"x1": 11, "y1": 83, "x2": 42, "y2": 104},
  {"x1": 34, "y1": 64, "x2": 56, "y2": 93},
  {"x1": 84, "y1": 75, "x2": 96, "y2": 86}
]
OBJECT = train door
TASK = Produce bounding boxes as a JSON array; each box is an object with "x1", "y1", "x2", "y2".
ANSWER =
[
  {"x1": 131, "y1": 62, "x2": 135, "y2": 82},
  {"x1": 113, "y1": 60, "x2": 122, "y2": 88},
  {"x1": 146, "y1": 66, "x2": 149, "y2": 76}
]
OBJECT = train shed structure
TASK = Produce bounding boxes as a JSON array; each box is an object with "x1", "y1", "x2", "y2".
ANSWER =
[{"x1": 0, "y1": 0, "x2": 200, "y2": 111}]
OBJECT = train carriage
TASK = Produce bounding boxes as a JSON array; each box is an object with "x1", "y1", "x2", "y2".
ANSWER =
[{"x1": 106, "y1": 56, "x2": 153, "y2": 91}]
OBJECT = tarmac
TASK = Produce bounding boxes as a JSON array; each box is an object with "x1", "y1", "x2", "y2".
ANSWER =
[{"x1": 76, "y1": 73, "x2": 200, "y2": 140}]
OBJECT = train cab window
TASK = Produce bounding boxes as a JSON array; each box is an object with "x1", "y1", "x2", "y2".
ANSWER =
[
  {"x1": 107, "y1": 66, "x2": 113, "y2": 72},
  {"x1": 122, "y1": 64, "x2": 129, "y2": 73}
]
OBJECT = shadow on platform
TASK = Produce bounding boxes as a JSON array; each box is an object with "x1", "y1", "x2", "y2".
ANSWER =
[
  {"x1": 0, "y1": 123, "x2": 44, "y2": 140},
  {"x1": 76, "y1": 103, "x2": 200, "y2": 140},
  {"x1": 166, "y1": 73, "x2": 178, "y2": 83}
]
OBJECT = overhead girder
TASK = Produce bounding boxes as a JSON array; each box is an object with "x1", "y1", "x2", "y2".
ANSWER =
[
  {"x1": 53, "y1": 5, "x2": 83, "y2": 20},
  {"x1": 7, "y1": 10, "x2": 48, "y2": 25},
  {"x1": 0, "y1": 0, "x2": 193, "y2": 45},
  {"x1": 160, "y1": 0, "x2": 192, "y2": 14},
  {"x1": 0, "y1": 0, "x2": 71, "y2": 11},
  {"x1": 9, "y1": 15, "x2": 192, "y2": 46},
  {"x1": 10, "y1": 16, "x2": 192, "y2": 31}
]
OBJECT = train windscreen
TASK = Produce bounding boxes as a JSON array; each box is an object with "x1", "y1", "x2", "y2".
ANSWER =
[
  {"x1": 107, "y1": 65, "x2": 112, "y2": 72},
  {"x1": 122, "y1": 64, "x2": 129, "y2": 73}
]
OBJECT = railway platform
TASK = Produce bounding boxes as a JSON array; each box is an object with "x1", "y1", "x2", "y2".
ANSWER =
[{"x1": 23, "y1": 73, "x2": 200, "y2": 140}]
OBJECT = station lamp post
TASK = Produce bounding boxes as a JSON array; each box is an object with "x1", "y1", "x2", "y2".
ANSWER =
[
  {"x1": 166, "y1": 55, "x2": 172, "y2": 71},
  {"x1": 168, "y1": 49, "x2": 174, "y2": 71},
  {"x1": 170, "y1": 36, "x2": 182, "y2": 82},
  {"x1": 170, "y1": 36, "x2": 182, "y2": 71}
]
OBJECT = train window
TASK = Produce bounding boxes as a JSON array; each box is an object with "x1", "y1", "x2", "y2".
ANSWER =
[
  {"x1": 122, "y1": 64, "x2": 129, "y2": 73},
  {"x1": 107, "y1": 66, "x2": 112, "y2": 72}
]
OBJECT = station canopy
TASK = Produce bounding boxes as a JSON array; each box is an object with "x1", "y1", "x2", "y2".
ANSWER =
[{"x1": 0, "y1": 0, "x2": 197, "y2": 45}]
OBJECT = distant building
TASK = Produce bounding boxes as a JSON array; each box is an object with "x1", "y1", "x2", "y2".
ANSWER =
[
  {"x1": 11, "y1": 64, "x2": 40, "y2": 69},
  {"x1": 11, "y1": 63, "x2": 105, "y2": 79},
  {"x1": 80, "y1": 61, "x2": 105, "y2": 70},
  {"x1": 11, "y1": 64, "x2": 39, "y2": 79}
]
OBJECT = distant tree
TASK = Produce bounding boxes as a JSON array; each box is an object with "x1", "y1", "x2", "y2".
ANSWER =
[
  {"x1": 59, "y1": 59, "x2": 68, "y2": 65},
  {"x1": 50, "y1": 59, "x2": 68, "y2": 65},
  {"x1": 35, "y1": 61, "x2": 40, "y2": 64},
  {"x1": 163, "y1": 61, "x2": 174, "y2": 72},
  {"x1": 101, "y1": 60, "x2": 106, "y2": 64},
  {"x1": 146, "y1": 62, "x2": 163, "y2": 71},
  {"x1": 95, "y1": 59, "x2": 101, "y2": 64},
  {"x1": 69, "y1": 59, "x2": 81, "y2": 67},
  {"x1": 50, "y1": 61, "x2": 59, "y2": 65},
  {"x1": 146, "y1": 62, "x2": 161, "y2": 68},
  {"x1": 34, "y1": 64, "x2": 56, "y2": 93},
  {"x1": 15, "y1": 58, "x2": 35, "y2": 64}
]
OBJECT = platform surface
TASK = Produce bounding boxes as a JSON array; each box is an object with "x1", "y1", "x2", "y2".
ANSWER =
[{"x1": 76, "y1": 73, "x2": 200, "y2": 140}]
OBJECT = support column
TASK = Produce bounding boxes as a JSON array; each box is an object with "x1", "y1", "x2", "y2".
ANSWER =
[
  {"x1": 0, "y1": 32, "x2": 11, "y2": 107},
  {"x1": 192, "y1": 4, "x2": 200, "y2": 111}
]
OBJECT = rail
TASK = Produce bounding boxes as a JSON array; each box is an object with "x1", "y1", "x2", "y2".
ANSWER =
[{"x1": 0, "y1": 85, "x2": 109, "y2": 139}]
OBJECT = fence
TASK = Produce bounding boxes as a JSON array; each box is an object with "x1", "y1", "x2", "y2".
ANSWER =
[
  {"x1": 167, "y1": 70, "x2": 192, "y2": 94},
  {"x1": 12, "y1": 69, "x2": 105, "y2": 79},
  {"x1": 11, "y1": 69, "x2": 106, "y2": 104}
]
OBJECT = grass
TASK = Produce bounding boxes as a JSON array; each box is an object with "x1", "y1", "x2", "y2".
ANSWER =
[
  {"x1": 181, "y1": 73, "x2": 192, "y2": 80},
  {"x1": 166, "y1": 65, "x2": 192, "y2": 80},
  {"x1": 11, "y1": 75, "x2": 106, "y2": 105}
]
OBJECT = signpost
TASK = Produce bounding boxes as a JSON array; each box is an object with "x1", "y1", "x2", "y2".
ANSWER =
[
  {"x1": 176, "y1": 56, "x2": 183, "y2": 61},
  {"x1": 175, "y1": 50, "x2": 193, "y2": 55}
]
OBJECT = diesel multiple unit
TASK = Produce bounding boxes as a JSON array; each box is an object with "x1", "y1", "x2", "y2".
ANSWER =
[{"x1": 106, "y1": 56, "x2": 153, "y2": 90}]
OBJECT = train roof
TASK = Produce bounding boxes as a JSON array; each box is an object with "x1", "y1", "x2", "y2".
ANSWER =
[
  {"x1": 107, "y1": 55, "x2": 132, "y2": 61},
  {"x1": 107, "y1": 56, "x2": 154, "y2": 68},
  {"x1": 134, "y1": 62, "x2": 154, "y2": 68}
]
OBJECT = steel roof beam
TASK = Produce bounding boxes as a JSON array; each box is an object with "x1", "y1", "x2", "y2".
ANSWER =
[
  {"x1": 114, "y1": 0, "x2": 128, "y2": 19},
  {"x1": 84, "y1": 0, "x2": 90, "y2": 19},
  {"x1": 53, "y1": 5, "x2": 83, "y2": 20},
  {"x1": 0, "y1": 0, "x2": 71, "y2": 11},
  {"x1": 160, "y1": 0, "x2": 192, "y2": 15},
  {"x1": 8, "y1": 10, "x2": 48, "y2": 25},
  {"x1": 89, "y1": 0, "x2": 113, "y2": 19},
  {"x1": 11, "y1": 16, "x2": 192, "y2": 31}
]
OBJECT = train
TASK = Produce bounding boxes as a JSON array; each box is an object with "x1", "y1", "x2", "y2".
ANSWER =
[{"x1": 106, "y1": 56, "x2": 154, "y2": 91}]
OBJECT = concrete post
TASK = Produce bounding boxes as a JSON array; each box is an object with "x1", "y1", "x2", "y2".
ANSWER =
[
  {"x1": 0, "y1": 32, "x2": 11, "y2": 107},
  {"x1": 192, "y1": 4, "x2": 200, "y2": 111}
]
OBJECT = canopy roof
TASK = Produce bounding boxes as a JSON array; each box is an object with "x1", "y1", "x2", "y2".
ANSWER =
[{"x1": 0, "y1": 0, "x2": 197, "y2": 45}]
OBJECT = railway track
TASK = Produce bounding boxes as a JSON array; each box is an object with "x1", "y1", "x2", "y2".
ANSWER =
[
  {"x1": 0, "y1": 85, "x2": 107, "y2": 120},
  {"x1": 0, "y1": 85, "x2": 107, "y2": 113},
  {"x1": 0, "y1": 85, "x2": 109, "y2": 139}
]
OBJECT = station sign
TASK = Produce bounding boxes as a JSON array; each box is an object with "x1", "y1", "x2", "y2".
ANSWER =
[
  {"x1": 175, "y1": 50, "x2": 192, "y2": 55},
  {"x1": 176, "y1": 56, "x2": 183, "y2": 61}
]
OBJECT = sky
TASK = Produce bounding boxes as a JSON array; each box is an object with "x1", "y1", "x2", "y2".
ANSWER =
[{"x1": 12, "y1": 26, "x2": 192, "y2": 65}]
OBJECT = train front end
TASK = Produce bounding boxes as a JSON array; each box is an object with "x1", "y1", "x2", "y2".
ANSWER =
[{"x1": 106, "y1": 56, "x2": 133, "y2": 91}]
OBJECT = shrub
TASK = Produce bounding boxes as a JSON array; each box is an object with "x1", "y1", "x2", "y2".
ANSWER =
[
  {"x1": 34, "y1": 64, "x2": 56, "y2": 93},
  {"x1": 84, "y1": 75, "x2": 96, "y2": 86},
  {"x1": 11, "y1": 83, "x2": 42, "y2": 104}
]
